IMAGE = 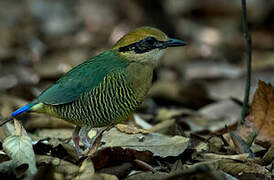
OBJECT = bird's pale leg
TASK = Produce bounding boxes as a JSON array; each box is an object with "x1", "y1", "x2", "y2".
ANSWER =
[
  {"x1": 79, "y1": 126, "x2": 91, "y2": 149},
  {"x1": 72, "y1": 126, "x2": 82, "y2": 157},
  {"x1": 73, "y1": 126, "x2": 111, "y2": 157}
]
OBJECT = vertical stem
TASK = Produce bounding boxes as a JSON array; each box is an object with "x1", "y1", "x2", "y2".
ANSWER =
[{"x1": 239, "y1": 0, "x2": 252, "y2": 127}]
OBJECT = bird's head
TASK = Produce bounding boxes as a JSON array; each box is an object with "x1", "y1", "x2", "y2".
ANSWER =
[{"x1": 112, "y1": 27, "x2": 186, "y2": 66}]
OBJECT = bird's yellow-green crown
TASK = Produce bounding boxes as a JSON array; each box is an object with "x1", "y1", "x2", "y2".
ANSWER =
[{"x1": 112, "y1": 27, "x2": 169, "y2": 50}]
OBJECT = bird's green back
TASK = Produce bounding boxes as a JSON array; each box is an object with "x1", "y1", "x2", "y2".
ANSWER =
[{"x1": 38, "y1": 50, "x2": 129, "y2": 105}]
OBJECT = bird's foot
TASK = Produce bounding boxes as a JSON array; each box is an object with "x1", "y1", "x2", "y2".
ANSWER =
[
  {"x1": 80, "y1": 136, "x2": 91, "y2": 149},
  {"x1": 79, "y1": 126, "x2": 91, "y2": 149},
  {"x1": 72, "y1": 127, "x2": 82, "y2": 158},
  {"x1": 72, "y1": 126, "x2": 91, "y2": 158},
  {"x1": 72, "y1": 126, "x2": 112, "y2": 158}
]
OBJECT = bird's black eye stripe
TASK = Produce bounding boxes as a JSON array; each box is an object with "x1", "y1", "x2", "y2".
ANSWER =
[{"x1": 118, "y1": 36, "x2": 166, "y2": 53}]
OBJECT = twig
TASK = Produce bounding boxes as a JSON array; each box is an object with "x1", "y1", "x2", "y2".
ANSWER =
[{"x1": 239, "y1": 0, "x2": 252, "y2": 127}]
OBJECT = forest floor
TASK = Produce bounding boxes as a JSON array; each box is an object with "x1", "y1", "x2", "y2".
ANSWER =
[{"x1": 0, "y1": 0, "x2": 273, "y2": 179}]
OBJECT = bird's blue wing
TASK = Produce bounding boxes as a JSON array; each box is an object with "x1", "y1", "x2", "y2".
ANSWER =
[{"x1": 38, "y1": 51, "x2": 128, "y2": 105}]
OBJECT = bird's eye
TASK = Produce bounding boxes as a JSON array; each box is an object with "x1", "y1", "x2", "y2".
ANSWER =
[{"x1": 145, "y1": 37, "x2": 156, "y2": 45}]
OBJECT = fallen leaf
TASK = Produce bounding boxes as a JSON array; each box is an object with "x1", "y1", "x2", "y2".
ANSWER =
[
  {"x1": 3, "y1": 135, "x2": 37, "y2": 176},
  {"x1": 219, "y1": 159, "x2": 271, "y2": 180},
  {"x1": 101, "y1": 128, "x2": 189, "y2": 158},
  {"x1": 250, "y1": 80, "x2": 274, "y2": 140},
  {"x1": 115, "y1": 124, "x2": 149, "y2": 134}
]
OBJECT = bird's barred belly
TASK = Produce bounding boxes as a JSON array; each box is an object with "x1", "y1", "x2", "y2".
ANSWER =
[{"x1": 47, "y1": 74, "x2": 140, "y2": 127}]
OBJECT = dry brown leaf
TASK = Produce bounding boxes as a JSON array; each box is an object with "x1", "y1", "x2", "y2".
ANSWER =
[
  {"x1": 250, "y1": 80, "x2": 274, "y2": 140},
  {"x1": 219, "y1": 159, "x2": 271, "y2": 180},
  {"x1": 115, "y1": 124, "x2": 149, "y2": 134}
]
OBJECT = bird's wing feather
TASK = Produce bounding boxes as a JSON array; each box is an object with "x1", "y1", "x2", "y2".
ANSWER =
[{"x1": 38, "y1": 51, "x2": 129, "y2": 105}]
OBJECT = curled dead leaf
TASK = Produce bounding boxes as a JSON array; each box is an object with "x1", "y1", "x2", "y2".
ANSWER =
[{"x1": 250, "y1": 80, "x2": 274, "y2": 140}]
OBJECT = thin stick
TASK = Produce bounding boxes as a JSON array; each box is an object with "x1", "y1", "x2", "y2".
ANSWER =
[{"x1": 239, "y1": 0, "x2": 252, "y2": 127}]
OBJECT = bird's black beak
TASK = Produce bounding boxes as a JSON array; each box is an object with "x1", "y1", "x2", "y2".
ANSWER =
[{"x1": 164, "y1": 38, "x2": 187, "y2": 48}]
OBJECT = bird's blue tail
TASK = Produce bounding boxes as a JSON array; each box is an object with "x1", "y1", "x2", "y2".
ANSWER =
[{"x1": 11, "y1": 101, "x2": 37, "y2": 117}]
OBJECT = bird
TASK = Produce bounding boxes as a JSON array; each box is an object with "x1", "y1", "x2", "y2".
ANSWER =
[{"x1": 4, "y1": 27, "x2": 186, "y2": 156}]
